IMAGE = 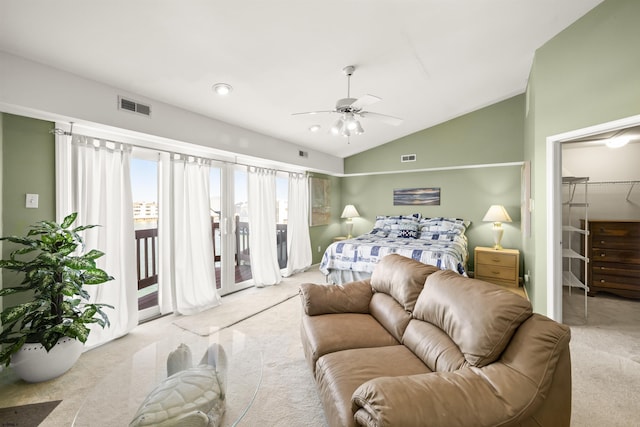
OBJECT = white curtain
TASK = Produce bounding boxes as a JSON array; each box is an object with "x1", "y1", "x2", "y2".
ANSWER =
[
  {"x1": 57, "y1": 134, "x2": 138, "y2": 350},
  {"x1": 159, "y1": 154, "x2": 221, "y2": 315},
  {"x1": 283, "y1": 173, "x2": 312, "y2": 277},
  {"x1": 248, "y1": 167, "x2": 282, "y2": 286}
]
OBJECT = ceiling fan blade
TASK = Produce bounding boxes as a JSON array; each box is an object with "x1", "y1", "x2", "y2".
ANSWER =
[
  {"x1": 359, "y1": 111, "x2": 403, "y2": 126},
  {"x1": 291, "y1": 110, "x2": 336, "y2": 116},
  {"x1": 350, "y1": 94, "x2": 381, "y2": 111}
]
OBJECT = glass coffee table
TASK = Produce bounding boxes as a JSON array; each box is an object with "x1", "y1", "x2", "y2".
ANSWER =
[{"x1": 73, "y1": 329, "x2": 262, "y2": 427}]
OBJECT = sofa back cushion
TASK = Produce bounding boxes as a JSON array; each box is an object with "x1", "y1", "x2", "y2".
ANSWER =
[
  {"x1": 413, "y1": 270, "x2": 533, "y2": 368},
  {"x1": 370, "y1": 254, "x2": 440, "y2": 313}
]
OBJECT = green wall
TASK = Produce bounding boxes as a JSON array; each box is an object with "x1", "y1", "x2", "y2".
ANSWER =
[
  {"x1": 1, "y1": 113, "x2": 56, "y2": 308},
  {"x1": 345, "y1": 95, "x2": 524, "y2": 173},
  {"x1": 342, "y1": 95, "x2": 525, "y2": 274},
  {"x1": 525, "y1": 0, "x2": 640, "y2": 312}
]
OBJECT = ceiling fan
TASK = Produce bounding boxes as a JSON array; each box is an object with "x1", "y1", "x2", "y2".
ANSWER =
[{"x1": 292, "y1": 65, "x2": 403, "y2": 138}]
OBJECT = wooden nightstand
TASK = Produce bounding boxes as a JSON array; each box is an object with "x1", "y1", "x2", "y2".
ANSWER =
[
  {"x1": 333, "y1": 236, "x2": 347, "y2": 242},
  {"x1": 474, "y1": 246, "x2": 520, "y2": 288}
]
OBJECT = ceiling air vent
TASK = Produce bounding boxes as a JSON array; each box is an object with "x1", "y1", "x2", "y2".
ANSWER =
[
  {"x1": 118, "y1": 96, "x2": 151, "y2": 117},
  {"x1": 401, "y1": 154, "x2": 416, "y2": 162}
]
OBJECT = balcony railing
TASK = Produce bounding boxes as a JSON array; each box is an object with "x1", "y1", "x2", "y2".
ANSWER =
[{"x1": 135, "y1": 217, "x2": 288, "y2": 309}]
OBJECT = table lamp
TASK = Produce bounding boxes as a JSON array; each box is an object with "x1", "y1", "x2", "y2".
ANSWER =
[
  {"x1": 483, "y1": 205, "x2": 512, "y2": 250},
  {"x1": 341, "y1": 204, "x2": 360, "y2": 238}
]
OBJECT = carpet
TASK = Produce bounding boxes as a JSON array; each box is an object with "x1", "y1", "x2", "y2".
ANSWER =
[
  {"x1": 0, "y1": 400, "x2": 61, "y2": 427},
  {"x1": 172, "y1": 276, "x2": 304, "y2": 336}
]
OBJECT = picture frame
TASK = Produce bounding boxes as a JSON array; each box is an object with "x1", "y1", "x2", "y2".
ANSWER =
[
  {"x1": 310, "y1": 177, "x2": 331, "y2": 225},
  {"x1": 393, "y1": 187, "x2": 441, "y2": 206}
]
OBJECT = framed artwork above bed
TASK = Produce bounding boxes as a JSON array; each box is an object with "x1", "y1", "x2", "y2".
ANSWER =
[{"x1": 393, "y1": 187, "x2": 441, "y2": 206}]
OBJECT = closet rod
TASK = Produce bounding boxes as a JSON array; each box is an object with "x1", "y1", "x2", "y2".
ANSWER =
[
  {"x1": 586, "y1": 180, "x2": 640, "y2": 185},
  {"x1": 586, "y1": 180, "x2": 639, "y2": 202}
]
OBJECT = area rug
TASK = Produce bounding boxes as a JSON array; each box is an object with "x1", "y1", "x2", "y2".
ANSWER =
[
  {"x1": 0, "y1": 400, "x2": 61, "y2": 427},
  {"x1": 172, "y1": 269, "x2": 322, "y2": 336}
]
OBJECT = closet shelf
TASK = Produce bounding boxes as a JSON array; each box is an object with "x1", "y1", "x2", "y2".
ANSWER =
[
  {"x1": 562, "y1": 248, "x2": 588, "y2": 261},
  {"x1": 562, "y1": 271, "x2": 588, "y2": 290},
  {"x1": 585, "y1": 180, "x2": 639, "y2": 202},
  {"x1": 562, "y1": 225, "x2": 588, "y2": 235},
  {"x1": 562, "y1": 176, "x2": 589, "y2": 318}
]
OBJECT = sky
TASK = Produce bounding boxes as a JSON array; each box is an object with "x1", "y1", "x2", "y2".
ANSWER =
[{"x1": 130, "y1": 158, "x2": 288, "y2": 204}]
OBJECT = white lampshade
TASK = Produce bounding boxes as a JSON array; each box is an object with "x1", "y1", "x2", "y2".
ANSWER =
[
  {"x1": 341, "y1": 205, "x2": 360, "y2": 219},
  {"x1": 341, "y1": 205, "x2": 360, "y2": 238},
  {"x1": 483, "y1": 205, "x2": 512, "y2": 250},
  {"x1": 483, "y1": 205, "x2": 512, "y2": 223}
]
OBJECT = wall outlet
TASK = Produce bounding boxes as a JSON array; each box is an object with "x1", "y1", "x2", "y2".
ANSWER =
[{"x1": 317, "y1": 245, "x2": 321, "y2": 253}]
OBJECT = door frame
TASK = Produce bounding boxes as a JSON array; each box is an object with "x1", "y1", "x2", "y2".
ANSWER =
[{"x1": 546, "y1": 113, "x2": 640, "y2": 322}]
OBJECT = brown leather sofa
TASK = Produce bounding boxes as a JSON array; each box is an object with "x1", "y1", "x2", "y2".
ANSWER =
[{"x1": 300, "y1": 254, "x2": 571, "y2": 427}]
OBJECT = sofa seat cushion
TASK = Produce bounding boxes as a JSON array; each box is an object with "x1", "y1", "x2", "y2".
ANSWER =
[
  {"x1": 316, "y1": 345, "x2": 432, "y2": 427},
  {"x1": 414, "y1": 270, "x2": 533, "y2": 368},
  {"x1": 301, "y1": 313, "x2": 399, "y2": 371}
]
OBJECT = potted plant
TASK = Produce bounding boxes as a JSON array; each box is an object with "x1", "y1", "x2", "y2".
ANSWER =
[{"x1": 0, "y1": 212, "x2": 113, "y2": 382}]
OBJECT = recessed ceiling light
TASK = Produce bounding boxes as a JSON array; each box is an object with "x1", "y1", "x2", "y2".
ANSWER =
[
  {"x1": 212, "y1": 83, "x2": 233, "y2": 96},
  {"x1": 309, "y1": 125, "x2": 321, "y2": 132}
]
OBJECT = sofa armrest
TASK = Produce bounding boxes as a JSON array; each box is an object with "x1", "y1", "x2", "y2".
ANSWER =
[
  {"x1": 299, "y1": 280, "x2": 373, "y2": 316},
  {"x1": 352, "y1": 364, "x2": 541, "y2": 427}
]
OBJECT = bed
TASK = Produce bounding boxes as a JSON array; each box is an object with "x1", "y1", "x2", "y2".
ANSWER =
[{"x1": 319, "y1": 215, "x2": 470, "y2": 284}]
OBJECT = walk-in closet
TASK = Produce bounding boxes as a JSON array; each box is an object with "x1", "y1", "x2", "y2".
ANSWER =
[{"x1": 561, "y1": 125, "x2": 640, "y2": 321}]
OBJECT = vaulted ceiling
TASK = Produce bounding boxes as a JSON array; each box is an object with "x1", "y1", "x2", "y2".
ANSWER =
[{"x1": 0, "y1": 1, "x2": 604, "y2": 158}]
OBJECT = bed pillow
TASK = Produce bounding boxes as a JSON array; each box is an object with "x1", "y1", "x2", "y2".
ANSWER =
[
  {"x1": 420, "y1": 217, "x2": 470, "y2": 235},
  {"x1": 374, "y1": 214, "x2": 421, "y2": 237},
  {"x1": 417, "y1": 230, "x2": 459, "y2": 242}
]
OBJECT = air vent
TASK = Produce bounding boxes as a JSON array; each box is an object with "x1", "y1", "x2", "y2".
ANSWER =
[
  {"x1": 298, "y1": 150, "x2": 308, "y2": 158},
  {"x1": 401, "y1": 154, "x2": 416, "y2": 162},
  {"x1": 118, "y1": 96, "x2": 151, "y2": 116}
]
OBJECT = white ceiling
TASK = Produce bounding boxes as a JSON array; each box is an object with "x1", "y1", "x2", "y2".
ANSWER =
[{"x1": 0, "y1": 0, "x2": 604, "y2": 159}]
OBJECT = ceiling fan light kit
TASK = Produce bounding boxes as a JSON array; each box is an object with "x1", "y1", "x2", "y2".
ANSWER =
[{"x1": 292, "y1": 65, "x2": 403, "y2": 139}]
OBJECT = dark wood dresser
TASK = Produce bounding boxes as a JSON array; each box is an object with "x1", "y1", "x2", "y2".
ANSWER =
[{"x1": 583, "y1": 220, "x2": 640, "y2": 299}]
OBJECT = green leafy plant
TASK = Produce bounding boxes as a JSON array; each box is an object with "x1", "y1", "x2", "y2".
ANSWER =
[{"x1": 0, "y1": 212, "x2": 113, "y2": 366}]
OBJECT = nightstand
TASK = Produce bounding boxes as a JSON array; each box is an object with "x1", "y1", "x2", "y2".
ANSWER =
[
  {"x1": 333, "y1": 236, "x2": 347, "y2": 243},
  {"x1": 474, "y1": 246, "x2": 520, "y2": 288}
]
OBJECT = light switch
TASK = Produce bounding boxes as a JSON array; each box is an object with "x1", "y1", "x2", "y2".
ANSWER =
[{"x1": 26, "y1": 193, "x2": 39, "y2": 209}]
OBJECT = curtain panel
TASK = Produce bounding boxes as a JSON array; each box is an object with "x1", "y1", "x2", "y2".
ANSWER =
[
  {"x1": 159, "y1": 153, "x2": 221, "y2": 315},
  {"x1": 247, "y1": 167, "x2": 282, "y2": 286},
  {"x1": 283, "y1": 173, "x2": 312, "y2": 276},
  {"x1": 56, "y1": 134, "x2": 138, "y2": 350}
]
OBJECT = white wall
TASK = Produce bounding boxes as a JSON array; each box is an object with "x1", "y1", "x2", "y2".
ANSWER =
[
  {"x1": 563, "y1": 142, "x2": 640, "y2": 220},
  {"x1": 0, "y1": 51, "x2": 343, "y2": 175}
]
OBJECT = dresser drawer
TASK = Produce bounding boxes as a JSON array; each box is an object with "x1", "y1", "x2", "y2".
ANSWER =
[
  {"x1": 590, "y1": 222, "x2": 640, "y2": 239},
  {"x1": 476, "y1": 264, "x2": 517, "y2": 283},
  {"x1": 590, "y1": 236, "x2": 640, "y2": 250},
  {"x1": 590, "y1": 277, "x2": 640, "y2": 292},
  {"x1": 592, "y1": 248, "x2": 640, "y2": 264},
  {"x1": 476, "y1": 251, "x2": 518, "y2": 268}
]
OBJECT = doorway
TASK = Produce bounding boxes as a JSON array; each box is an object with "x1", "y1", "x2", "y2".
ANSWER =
[{"x1": 547, "y1": 114, "x2": 640, "y2": 322}]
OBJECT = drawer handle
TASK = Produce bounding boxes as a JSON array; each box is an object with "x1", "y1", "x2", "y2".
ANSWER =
[
  {"x1": 600, "y1": 279, "x2": 605, "y2": 283},
  {"x1": 491, "y1": 258, "x2": 501, "y2": 262},
  {"x1": 601, "y1": 254, "x2": 606, "y2": 257},
  {"x1": 491, "y1": 270, "x2": 501, "y2": 275},
  {"x1": 600, "y1": 240, "x2": 605, "y2": 244}
]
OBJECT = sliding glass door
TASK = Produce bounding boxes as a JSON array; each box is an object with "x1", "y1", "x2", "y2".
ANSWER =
[{"x1": 215, "y1": 164, "x2": 254, "y2": 295}]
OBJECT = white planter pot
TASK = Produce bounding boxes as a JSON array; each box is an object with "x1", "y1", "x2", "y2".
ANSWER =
[{"x1": 10, "y1": 337, "x2": 84, "y2": 383}]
